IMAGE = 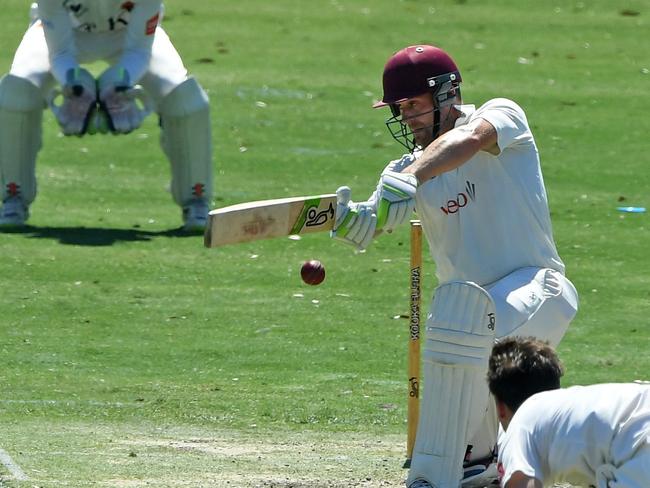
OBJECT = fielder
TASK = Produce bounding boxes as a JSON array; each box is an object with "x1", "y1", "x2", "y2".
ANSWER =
[
  {"x1": 0, "y1": 1, "x2": 213, "y2": 230},
  {"x1": 489, "y1": 337, "x2": 650, "y2": 488},
  {"x1": 331, "y1": 45, "x2": 579, "y2": 487}
]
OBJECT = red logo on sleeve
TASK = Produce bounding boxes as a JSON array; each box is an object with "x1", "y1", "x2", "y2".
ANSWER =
[{"x1": 145, "y1": 13, "x2": 159, "y2": 35}]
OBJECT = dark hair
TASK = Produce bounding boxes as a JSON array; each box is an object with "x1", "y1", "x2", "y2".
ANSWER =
[{"x1": 487, "y1": 337, "x2": 564, "y2": 412}]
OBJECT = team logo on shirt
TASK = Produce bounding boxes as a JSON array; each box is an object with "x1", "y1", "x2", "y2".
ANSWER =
[{"x1": 440, "y1": 180, "x2": 476, "y2": 215}]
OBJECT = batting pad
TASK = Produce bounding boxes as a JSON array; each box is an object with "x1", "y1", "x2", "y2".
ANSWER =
[
  {"x1": 0, "y1": 75, "x2": 44, "y2": 204},
  {"x1": 158, "y1": 77, "x2": 213, "y2": 206},
  {"x1": 407, "y1": 281, "x2": 496, "y2": 488}
]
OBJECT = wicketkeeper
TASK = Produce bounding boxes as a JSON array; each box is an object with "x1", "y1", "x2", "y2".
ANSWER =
[
  {"x1": 0, "y1": 1, "x2": 213, "y2": 230},
  {"x1": 331, "y1": 44, "x2": 579, "y2": 487}
]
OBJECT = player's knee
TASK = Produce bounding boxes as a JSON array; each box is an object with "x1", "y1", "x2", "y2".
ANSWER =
[
  {"x1": 0, "y1": 74, "x2": 44, "y2": 112},
  {"x1": 159, "y1": 77, "x2": 209, "y2": 118}
]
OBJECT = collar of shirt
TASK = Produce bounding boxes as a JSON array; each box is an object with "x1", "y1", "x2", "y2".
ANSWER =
[{"x1": 453, "y1": 104, "x2": 476, "y2": 128}]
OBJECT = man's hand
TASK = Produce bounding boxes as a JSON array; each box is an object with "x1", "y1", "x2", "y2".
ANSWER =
[
  {"x1": 49, "y1": 67, "x2": 97, "y2": 136},
  {"x1": 330, "y1": 186, "x2": 377, "y2": 251},
  {"x1": 376, "y1": 170, "x2": 417, "y2": 231},
  {"x1": 98, "y1": 67, "x2": 151, "y2": 134}
]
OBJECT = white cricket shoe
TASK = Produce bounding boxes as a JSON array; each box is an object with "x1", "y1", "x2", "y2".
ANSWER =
[
  {"x1": 0, "y1": 196, "x2": 29, "y2": 227},
  {"x1": 182, "y1": 198, "x2": 209, "y2": 231},
  {"x1": 461, "y1": 461, "x2": 499, "y2": 487},
  {"x1": 409, "y1": 480, "x2": 434, "y2": 488}
]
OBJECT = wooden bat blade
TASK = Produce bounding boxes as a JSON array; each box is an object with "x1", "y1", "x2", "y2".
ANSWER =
[{"x1": 204, "y1": 194, "x2": 337, "y2": 248}]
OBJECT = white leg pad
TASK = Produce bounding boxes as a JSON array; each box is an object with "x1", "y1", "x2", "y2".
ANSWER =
[
  {"x1": 0, "y1": 74, "x2": 44, "y2": 204},
  {"x1": 158, "y1": 77, "x2": 213, "y2": 206},
  {"x1": 408, "y1": 281, "x2": 496, "y2": 488}
]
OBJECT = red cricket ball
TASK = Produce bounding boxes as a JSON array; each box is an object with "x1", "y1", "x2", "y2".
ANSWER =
[{"x1": 300, "y1": 259, "x2": 326, "y2": 285}]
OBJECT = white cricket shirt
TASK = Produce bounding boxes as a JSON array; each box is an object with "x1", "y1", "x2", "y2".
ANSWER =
[
  {"x1": 498, "y1": 383, "x2": 650, "y2": 486},
  {"x1": 37, "y1": 0, "x2": 162, "y2": 85},
  {"x1": 415, "y1": 98, "x2": 564, "y2": 286}
]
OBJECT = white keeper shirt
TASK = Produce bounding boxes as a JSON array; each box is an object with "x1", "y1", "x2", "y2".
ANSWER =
[
  {"x1": 498, "y1": 383, "x2": 650, "y2": 486},
  {"x1": 36, "y1": 0, "x2": 163, "y2": 85},
  {"x1": 414, "y1": 98, "x2": 565, "y2": 286}
]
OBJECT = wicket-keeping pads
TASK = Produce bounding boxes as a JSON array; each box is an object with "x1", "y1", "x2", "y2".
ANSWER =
[
  {"x1": 407, "y1": 281, "x2": 496, "y2": 488},
  {"x1": 159, "y1": 77, "x2": 213, "y2": 207},
  {"x1": 0, "y1": 74, "x2": 43, "y2": 204}
]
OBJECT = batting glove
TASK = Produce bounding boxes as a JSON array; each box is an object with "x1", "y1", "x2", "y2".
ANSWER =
[
  {"x1": 376, "y1": 170, "x2": 417, "y2": 232},
  {"x1": 98, "y1": 67, "x2": 152, "y2": 134},
  {"x1": 330, "y1": 186, "x2": 377, "y2": 251},
  {"x1": 49, "y1": 67, "x2": 97, "y2": 136}
]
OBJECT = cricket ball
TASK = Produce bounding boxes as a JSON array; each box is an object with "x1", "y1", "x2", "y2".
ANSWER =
[{"x1": 300, "y1": 259, "x2": 326, "y2": 285}]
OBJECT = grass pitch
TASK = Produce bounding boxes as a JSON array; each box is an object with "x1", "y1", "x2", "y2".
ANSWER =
[{"x1": 1, "y1": 0, "x2": 649, "y2": 486}]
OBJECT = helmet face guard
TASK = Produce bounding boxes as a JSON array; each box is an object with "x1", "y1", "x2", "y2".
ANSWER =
[
  {"x1": 373, "y1": 45, "x2": 462, "y2": 152},
  {"x1": 385, "y1": 72, "x2": 461, "y2": 152}
]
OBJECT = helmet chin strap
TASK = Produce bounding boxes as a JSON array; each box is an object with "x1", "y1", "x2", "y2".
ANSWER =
[
  {"x1": 430, "y1": 107, "x2": 441, "y2": 143},
  {"x1": 428, "y1": 91, "x2": 462, "y2": 145}
]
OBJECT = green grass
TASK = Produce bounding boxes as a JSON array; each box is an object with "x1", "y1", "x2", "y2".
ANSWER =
[{"x1": 1, "y1": 0, "x2": 649, "y2": 486}]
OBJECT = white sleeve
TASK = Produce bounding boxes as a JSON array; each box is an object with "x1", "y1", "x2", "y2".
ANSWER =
[
  {"x1": 473, "y1": 98, "x2": 531, "y2": 152},
  {"x1": 37, "y1": 0, "x2": 78, "y2": 85},
  {"x1": 498, "y1": 423, "x2": 545, "y2": 485},
  {"x1": 114, "y1": 0, "x2": 163, "y2": 84}
]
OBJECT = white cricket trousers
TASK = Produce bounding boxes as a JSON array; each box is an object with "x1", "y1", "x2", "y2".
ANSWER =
[{"x1": 10, "y1": 20, "x2": 187, "y2": 102}]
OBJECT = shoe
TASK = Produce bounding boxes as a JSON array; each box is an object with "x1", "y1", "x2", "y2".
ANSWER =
[
  {"x1": 409, "y1": 480, "x2": 434, "y2": 488},
  {"x1": 0, "y1": 196, "x2": 29, "y2": 227},
  {"x1": 182, "y1": 198, "x2": 209, "y2": 231},
  {"x1": 461, "y1": 461, "x2": 499, "y2": 487}
]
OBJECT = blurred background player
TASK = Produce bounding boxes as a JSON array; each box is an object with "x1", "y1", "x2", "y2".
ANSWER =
[
  {"x1": 331, "y1": 44, "x2": 579, "y2": 487},
  {"x1": 0, "y1": 0, "x2": 213, "y2": 231},
  {"x1": 488, "y1": 336, "x2": 650, "y2": 488}
]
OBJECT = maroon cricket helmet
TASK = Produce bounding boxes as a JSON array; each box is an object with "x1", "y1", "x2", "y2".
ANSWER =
[{"x1": 373, "y1": 45, "x2": 462, "y2": 108}]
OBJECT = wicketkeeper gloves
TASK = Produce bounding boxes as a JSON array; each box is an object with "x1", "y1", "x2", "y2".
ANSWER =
[
  {"x1": 98, "y1": 67, "x2": 151, "y2": 134},
  {"x1": 49, "y1": 67, "x2": 97, "y2": 136}
]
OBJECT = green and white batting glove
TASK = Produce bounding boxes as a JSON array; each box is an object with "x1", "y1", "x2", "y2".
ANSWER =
[
  {"x1": 330, "y1": 186, "x2": 377, "y2": 251},
  {"x1": 48, "y1": 67, "x2": 97, "y2": 136},
  {"x1": 376, "y1": 170, "x2": 417, "y2": 232}
]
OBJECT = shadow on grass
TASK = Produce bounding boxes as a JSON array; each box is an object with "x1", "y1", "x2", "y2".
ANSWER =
[{"x1": 0, "y1": 225, "x2": 203, "y2": 246}]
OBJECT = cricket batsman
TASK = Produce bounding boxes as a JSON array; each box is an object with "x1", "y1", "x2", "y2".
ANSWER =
[
  {"x1": 0, "y1": 1, "x2": 213, "y2": 231},
  {"x1": 331, "y1": 45, "x2": 579, "y2": 487}
]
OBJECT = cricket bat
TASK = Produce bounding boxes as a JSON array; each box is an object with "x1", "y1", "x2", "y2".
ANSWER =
[{"x1": 204, "y1": 194, "x2": 338, "y2": 248}]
